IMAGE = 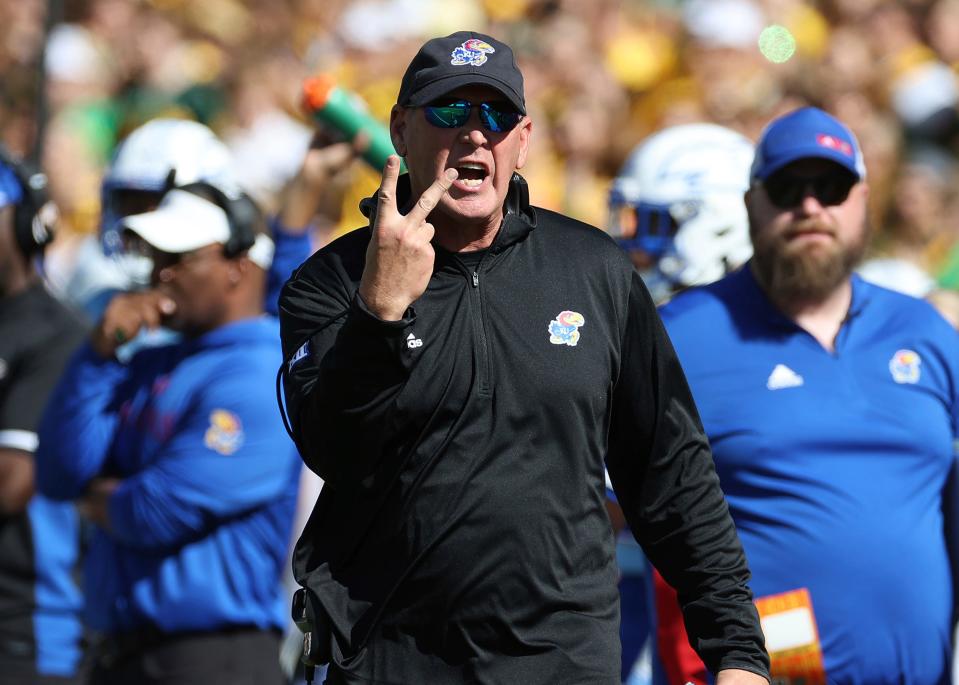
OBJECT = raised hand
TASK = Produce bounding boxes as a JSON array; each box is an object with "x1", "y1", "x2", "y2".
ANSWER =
[
  {"x1": 90, "y1": 291, "x2": 176, "y2": 359},
  {"x1": 279, "y1": 133, "x2": 369, "y2": 232},
  {"x1": 358, "y1": 156, "x2": 457, "y2": 321}
]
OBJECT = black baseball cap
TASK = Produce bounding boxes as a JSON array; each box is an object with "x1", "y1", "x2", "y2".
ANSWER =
[{"x1": 397, "y1": 31, "x2": 526, "y2": 114}]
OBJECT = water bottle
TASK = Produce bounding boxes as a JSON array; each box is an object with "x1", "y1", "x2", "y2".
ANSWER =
[{"x1": 302, "y1": 75, "x2": 404, "y2": 171}]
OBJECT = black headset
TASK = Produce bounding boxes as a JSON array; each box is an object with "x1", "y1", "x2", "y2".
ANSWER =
[
  {"x1": 0, "y1": 146, "x2": 55, "y2": 257},
  {"x1": 174, "y1": 180, "x2": 259, "y2": 258}
]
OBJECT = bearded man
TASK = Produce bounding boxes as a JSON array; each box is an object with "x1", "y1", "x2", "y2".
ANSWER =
[{"x1": 655, "y1": 107, "x2": 959, "y2": 685}]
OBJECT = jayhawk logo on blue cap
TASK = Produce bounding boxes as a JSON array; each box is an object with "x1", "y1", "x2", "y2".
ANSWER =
[
  {"x1": 451, "y1": 39, "x2": 495, "y2": 67},
  {"x1": 816, "y1": 133, "x2": 853, "y2": 158}
]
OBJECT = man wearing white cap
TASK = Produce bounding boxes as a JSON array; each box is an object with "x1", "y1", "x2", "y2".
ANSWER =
[{"x1": 36, "y1": 185, "x2": 301, "y2": 685}]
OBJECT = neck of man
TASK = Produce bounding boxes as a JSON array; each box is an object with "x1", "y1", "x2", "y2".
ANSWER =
[
  {"x1": 182, "y1": 278, "x2": 265, "y2": 339},
  {"x1": 752, "y1": 261, "x2": 853, "y2": 352},
  {"x1": 431, "y1": 209, "x2": 504, "y2": 253},
  {"x1": 183, "y1": 302, "x2": 263, "y2": 339}
]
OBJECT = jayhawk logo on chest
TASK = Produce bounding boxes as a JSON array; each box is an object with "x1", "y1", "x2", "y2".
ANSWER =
[
  {"x1": 889, "y1": 349, "x2": 921, "y2": 384},
  {"x1": 548, "y1": 311, "x2": 585, "y2": 347}
]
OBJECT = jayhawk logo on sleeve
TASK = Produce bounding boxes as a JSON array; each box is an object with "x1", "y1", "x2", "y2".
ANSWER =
[
  {"x1": 889, "y1": 349, "x2": 921, "y2": 384},
  {"x1": 548, "y1": 311, "x2": 585, "y2": 347},
  {"x1": 204, "y1": 409, "x2": 244, "y2": 455},
  {"x1": 450, "y1": 39, "x2": 495, "y2": 67}
]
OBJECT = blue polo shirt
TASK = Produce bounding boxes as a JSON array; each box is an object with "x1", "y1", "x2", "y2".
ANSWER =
[{"x1": 660, "y1": 265, "x2": 959, "y2": 684}]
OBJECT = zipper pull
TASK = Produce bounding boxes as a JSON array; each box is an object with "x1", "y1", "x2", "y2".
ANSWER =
[{"x1": 472, "y1": 271, "x2": 479, "y2": 287}]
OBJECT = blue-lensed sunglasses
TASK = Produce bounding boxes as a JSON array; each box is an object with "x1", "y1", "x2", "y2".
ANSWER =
[{"x1": 423, "y1": 100, "x2": 523, "y2": 133}]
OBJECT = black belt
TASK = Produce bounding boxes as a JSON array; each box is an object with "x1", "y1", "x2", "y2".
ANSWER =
[{"x1": 94, "y1": 624, "x2": 274, "y2": 669}]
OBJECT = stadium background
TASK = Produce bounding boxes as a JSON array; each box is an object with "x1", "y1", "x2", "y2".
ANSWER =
[{"x1": 3, "y1": 0, "x2": 959, "y2": 307}]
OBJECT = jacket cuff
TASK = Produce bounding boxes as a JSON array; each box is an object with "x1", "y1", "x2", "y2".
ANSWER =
[{"x1": 352, "y1": 292, "x2": 416, "y2": 330}]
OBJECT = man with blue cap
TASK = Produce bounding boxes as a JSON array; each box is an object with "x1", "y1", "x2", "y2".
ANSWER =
[
  {"x1": 657, "y1": 106, "x2": 959, "y2": 683},
  {"x1": 0, "y1": 148, "x2": 86, "y2": 684}
]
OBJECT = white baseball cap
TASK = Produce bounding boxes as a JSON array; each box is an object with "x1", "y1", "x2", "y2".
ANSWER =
[{"x1": 122, "y1": 189, "x2": 273, "y2": 269}]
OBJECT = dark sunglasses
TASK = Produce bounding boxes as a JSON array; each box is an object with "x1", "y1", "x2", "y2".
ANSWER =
[
  {"x1": 422, "y1": 99, "x2": 523, "y2": 133},
  {"x1": 124, "y1": 234, "x2": 222, "y2": 272},
  {"x1": 763, "y1": 169, "x2": 857, "y2": 209}
]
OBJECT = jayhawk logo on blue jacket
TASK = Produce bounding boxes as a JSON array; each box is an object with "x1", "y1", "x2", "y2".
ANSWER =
[
  {"x1": 450, "y1": 39, "x2": 495, "y2": 67},
  {"x1": 548, "y1": 311, "x2": 585, "y2": 347}
]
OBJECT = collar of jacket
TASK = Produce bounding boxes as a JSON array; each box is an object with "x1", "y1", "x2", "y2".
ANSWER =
[{"x1": 358, "y1": 172, "x2": 537, "y2": 254}]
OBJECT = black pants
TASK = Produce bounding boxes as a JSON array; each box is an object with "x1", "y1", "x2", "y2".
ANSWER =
[
  {"x1": 0, "y1": 656, "x2": 84, "y2": 685},
  {"x1": 0, "y1": 668, "x2": 82, "y2": 685},
  {"x1": 91, "y1": 627, "x2": 284, "y2": 685}
]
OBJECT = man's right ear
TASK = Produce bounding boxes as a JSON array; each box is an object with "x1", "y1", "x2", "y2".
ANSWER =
[{"x1": 389, "y1": 106, "x2": 408, "y2": 158}]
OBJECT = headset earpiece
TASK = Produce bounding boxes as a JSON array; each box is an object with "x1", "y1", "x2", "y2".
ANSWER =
[
  {"x1": 0, "y1": 146, "x2": 56, "y2": 258},
  {"x1": 176, "y1": 181, "x2": 258, "y2": 259}
]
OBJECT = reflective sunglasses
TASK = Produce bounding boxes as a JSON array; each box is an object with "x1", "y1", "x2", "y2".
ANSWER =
[
  {"x1": 422, "y1": 99, "x2": 523, "y2": 133},
  {"x1": 763, "y1": 169, "x2": 857, "y2": 209}
]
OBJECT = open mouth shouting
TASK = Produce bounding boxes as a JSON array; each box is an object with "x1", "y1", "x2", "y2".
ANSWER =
[{"x1": 452, "y1": 162, "x2": 490, "y2": 191}]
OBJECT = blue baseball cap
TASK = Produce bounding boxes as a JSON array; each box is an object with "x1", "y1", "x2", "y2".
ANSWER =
[
  {"x1": 750, "y1": 107, "x2": 866, "y2": 181},
  {"x1": 0, "y1": 160, "x2": 23, "y2": 209}
]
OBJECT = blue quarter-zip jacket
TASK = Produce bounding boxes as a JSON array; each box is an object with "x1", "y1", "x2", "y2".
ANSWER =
[{"x1": 36, "y1": 317, "x2": 300, "y2": 635}]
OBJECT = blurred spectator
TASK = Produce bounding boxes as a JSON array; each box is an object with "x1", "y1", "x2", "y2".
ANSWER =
[
  {"x1": 927, "y1": 0, "x2": 959, "y2": 69},
  {"x1": 866, "y1": 3, "x2": 959, "y2": 144},
  {"x1": 0, "y1": 148, "x2": 86, "y2": 684},
  {"x1": 35, "y1": 184, "x2": 301, "y2": 685},
  {"x1": 222, "y1": 52, "x2": 314, "y2": 211},
  {"x1": 859, "y1": 144, "x2": 958, "y2": 297}
]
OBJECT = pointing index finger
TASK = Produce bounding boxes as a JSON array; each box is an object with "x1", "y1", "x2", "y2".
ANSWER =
[{"x1": 408, "y1": 168, "x2": 458, "y2": 224}]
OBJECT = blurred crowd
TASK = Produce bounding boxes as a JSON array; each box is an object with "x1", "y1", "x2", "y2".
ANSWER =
[{"x1": 3, "y1": 0, "x2": 959, "y2": 309}]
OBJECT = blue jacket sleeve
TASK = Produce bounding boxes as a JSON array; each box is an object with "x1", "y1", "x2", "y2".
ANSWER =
[
  {"x1": 106, "y1": 370, "x2": 297, "y2": 550},
  {"x1": 266, "y1": 217, "x2": 313, "y2": 317},
  {"x1": 35, "y1": 343, "x2": 128, "y2": 501}
]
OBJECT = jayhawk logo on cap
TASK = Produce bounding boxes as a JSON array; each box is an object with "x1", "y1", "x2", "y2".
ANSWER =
[
  {"x1": 816, "y1": 133, "x2": 853, "y2": 157},
  {"x1": 451, "y1": 39, "x2": 495, "y2": 67},
  {"x1": 889, "y1": 349, "x2": 921, "y2": 384},
  {"x1": 204, "y1": 409, "x2": 244, "y2": 455},
  {"x1": 548, "y1": 311, "x2": 585, "y2": 347}
]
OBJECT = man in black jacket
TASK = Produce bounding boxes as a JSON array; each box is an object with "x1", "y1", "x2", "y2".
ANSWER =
[
  {"x1": 279, "y1": 31, "x2": 769, "y2": 685},
  {"x1": 0, "y1": 149, "x2": 86, "y2": 684}
]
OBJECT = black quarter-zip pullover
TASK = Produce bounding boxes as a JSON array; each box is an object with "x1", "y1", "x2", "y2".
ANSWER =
[{"x1": 279, "y1": 173, "x2": 769, "y2": 683}]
